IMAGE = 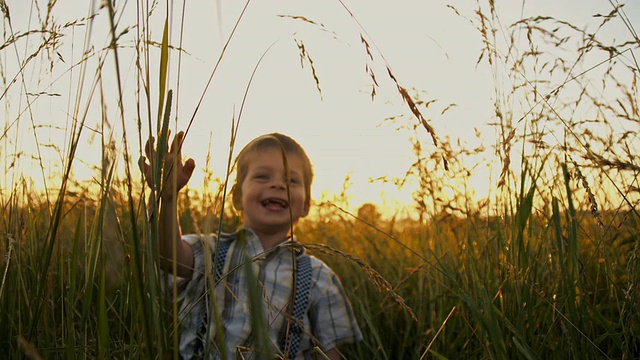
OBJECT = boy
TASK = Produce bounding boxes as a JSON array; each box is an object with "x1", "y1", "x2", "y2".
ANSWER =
[{"x1": 140, "y1": 131, "x2": 362, "y2": 359}]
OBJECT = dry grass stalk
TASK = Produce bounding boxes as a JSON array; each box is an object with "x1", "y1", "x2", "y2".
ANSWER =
[
  {"x1": 339, "y1": 5, "x2": 441, "y2": 149},
  {"x1": 0, "y1": 234, "x2": 12, "y2": 300},
  {"x1": 496, "y1": 126, "x2": 515, "y2": 188},
  {"x1": 0, "y1": 0, "x2": 9, "y2": 20},
  {"x1": 360, "y1": 34, "x2": 378, "y2": 100},
  {"x1": 571, "y1": 160, "x2": 604, "y2": 229},
  {"x1": 594, "y1": 155, "x2": 640, "y2": 172},
  {"x1": 419, "y1": 305, "x2": 457, "y2": 360},
  {"x1": 303, "y1": 243, "x2": 418, "y2": 322},
  {"x1": 17, "y1": 336, "x2": 43, "y2": 360},
  {"x1": 294, "y1": 38, "x2": 322, "y2": 99}
]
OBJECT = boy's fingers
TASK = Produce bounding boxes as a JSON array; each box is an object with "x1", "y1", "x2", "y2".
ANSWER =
[
  {"x1": 138, "y1": 156, "x2": 150, "y2": 181},
  {"x1": 183, "y1": 158, "x2": 196, "y2": 178},
  {"x1": 144, "y1": 137, "x2": 154, "y2": 158},
  {"x1": 170, "y1": 131, "x2": 184, "y2": 155},
  {"x1": 170, "y1": 134, "x2": 177, "y2": 154}
]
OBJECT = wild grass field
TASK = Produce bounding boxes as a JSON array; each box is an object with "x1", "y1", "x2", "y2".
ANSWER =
[{"x1": 1, "y1": 0, "x2": 639, "y2": 359}]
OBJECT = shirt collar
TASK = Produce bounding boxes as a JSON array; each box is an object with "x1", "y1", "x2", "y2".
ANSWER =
[{"x1": 240, "y1": 226, "x2": 306, "y2": 257}]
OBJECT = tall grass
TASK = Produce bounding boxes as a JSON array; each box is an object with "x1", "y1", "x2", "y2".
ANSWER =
[{"x1": 1, "y1": 0, "x2": 639, "y2": 359}]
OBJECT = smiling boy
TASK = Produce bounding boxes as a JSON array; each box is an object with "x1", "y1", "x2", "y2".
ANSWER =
[{"x1": 140, "y1": 131, "x2": 362, "y2": 359}]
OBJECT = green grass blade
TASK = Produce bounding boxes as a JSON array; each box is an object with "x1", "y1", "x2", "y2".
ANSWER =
[
  {"x1": 157, "y1": 18, "x2": 170, "y2": 130},
  {"x1": 98, "y1": 266, "x2": 109, "y2": 359},
  {"x1": 238, "y1": 231, "x2": 272, "y2": 356}
]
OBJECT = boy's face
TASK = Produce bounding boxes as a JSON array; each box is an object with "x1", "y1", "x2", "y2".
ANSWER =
[{"x1": 239, "y1": 148, "x2": 310, "y2": 236}]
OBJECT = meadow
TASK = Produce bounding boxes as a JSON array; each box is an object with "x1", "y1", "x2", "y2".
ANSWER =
[{"x1": 1, "y1": 0, "x2": 639, "y2": 359}]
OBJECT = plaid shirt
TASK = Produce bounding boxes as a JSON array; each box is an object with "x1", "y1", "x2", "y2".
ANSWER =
[{"x1": 165, "y1": 228, "x2": 363, "y2": 359}]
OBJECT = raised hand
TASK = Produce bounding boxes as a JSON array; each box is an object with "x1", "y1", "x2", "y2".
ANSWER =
[{"x1": 139, "y1": 130, "x2": 196, "y2": 200}]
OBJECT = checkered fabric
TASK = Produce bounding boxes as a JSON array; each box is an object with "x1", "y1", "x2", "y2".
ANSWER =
[
  {"x1": 195, "y1": 235, "x2": 311, "y2": 359},
  {"x1": 166, "y1": 229, "x2": 363, "y2": 359}
]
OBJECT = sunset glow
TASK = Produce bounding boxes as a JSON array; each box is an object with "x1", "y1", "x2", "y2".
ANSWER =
[{"x1": 4, "y1": 0, "x2": 638, "y2": 216}]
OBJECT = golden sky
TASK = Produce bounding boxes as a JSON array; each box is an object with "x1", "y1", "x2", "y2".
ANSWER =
[{"x1": 3, "y1": 0, "x2": 639, "y2": 213}]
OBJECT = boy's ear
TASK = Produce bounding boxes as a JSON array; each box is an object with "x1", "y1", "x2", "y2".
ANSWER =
[
  {"x1": 301, "y1": 201, "x2": 310, "y2": 218},
  {"x1": 231, "y1": 184, "x2": 243, "y2": 210}
]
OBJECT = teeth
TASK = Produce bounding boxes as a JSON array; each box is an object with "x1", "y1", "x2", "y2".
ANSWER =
[{"x1": 263, "y1": 199, "x2": 288, "y2": 207}]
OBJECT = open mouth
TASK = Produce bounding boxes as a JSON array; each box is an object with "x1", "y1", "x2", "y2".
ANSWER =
[{"x1": 261, "y1": 198, "x2": 289, "y2": 209}]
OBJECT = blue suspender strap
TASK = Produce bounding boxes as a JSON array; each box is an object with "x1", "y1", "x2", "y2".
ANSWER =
[
  {"x1": 191, "y1": 235, "x2": 312, "y2": 359},
  {"x1": 214, "y1": 240, "x2": 232, "y2": 283},
  {"x1": 193, "y1": 236, "x2": 232, "y2": 359},
  {"x1": 280, "y1": 254, "x2": 312, "y2": 359}
]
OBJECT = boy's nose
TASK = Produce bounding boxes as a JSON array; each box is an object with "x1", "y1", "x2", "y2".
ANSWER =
[{"x1": 270, "y1": 177, "x2": 287, "y2": 189}]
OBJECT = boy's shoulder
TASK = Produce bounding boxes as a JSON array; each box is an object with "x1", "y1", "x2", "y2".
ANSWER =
[
  {"x1": 305, "y1": 252, "x2": 329, "y2": 269},
  {"x1": 181, "y1": 230, "x2": 239, "y2": 246},
  {"x1": 217, "y1": 231, "x2": 239, "y2": 241},
  {"x1": 304, "y1": 253, "x2": 341, "y2": 281}
]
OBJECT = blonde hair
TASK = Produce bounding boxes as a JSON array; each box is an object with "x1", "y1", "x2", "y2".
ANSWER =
[{"x1": 231, "y1": 133, "x2": 313, "y2": 211}]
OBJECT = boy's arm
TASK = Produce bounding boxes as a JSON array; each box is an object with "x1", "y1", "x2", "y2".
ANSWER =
[
  {"x1": 158, "y1": 194, "x2": 194, "y2": 277},
  {"x1": 309, "y1": 261, "x2": 363, "y2": 356},
  {"x1": 141, "y1": 131, "x2": 196, "y2": 277},
  {"x1": 324, "y1": 348, "x2": 340, "y2": 360}
]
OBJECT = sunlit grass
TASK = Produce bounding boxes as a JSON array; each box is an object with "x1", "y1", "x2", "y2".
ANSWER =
[{"x1": 1, "y1": 0, "x2": 640, "y2": 359}]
